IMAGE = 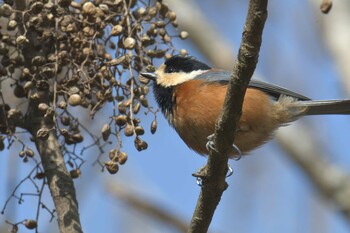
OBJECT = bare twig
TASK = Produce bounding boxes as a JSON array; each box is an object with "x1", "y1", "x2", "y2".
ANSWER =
[
  {"x1": 187, "y1": 1, "x2": 268, "y2": 232},
  {"x1": 106, "y1": 182, "x2": 189, "y2": 233}
]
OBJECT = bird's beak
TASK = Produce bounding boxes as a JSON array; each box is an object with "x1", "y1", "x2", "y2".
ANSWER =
[{"x1": 140, "y1": 72, "x2": 157, "y2": 81}]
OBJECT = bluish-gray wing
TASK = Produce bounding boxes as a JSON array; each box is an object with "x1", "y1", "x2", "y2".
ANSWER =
[{"x1": 195, "y1": 70, "x2": 310, "y2": 101}]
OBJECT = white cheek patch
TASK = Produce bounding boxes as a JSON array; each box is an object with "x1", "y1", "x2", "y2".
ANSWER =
[{"x1": 156, "y1": 69, "x2": 206, "y2": 87}]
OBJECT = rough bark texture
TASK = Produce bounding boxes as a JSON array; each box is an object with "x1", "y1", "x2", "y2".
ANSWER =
[
  {"x1": 26, "y1": 116, "x2": 83, "y2": 233},
  {"x1": 187, "y1": 1, "x2": 268, "y2": 232}
]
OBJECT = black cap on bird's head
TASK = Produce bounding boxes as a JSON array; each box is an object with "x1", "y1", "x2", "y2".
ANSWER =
[
  {"x1": 140, "y1": 55, "x2": 211, "y2": 87},
  {"x1": 163, "y1": 55, "x2": 211, "y2": 73}
]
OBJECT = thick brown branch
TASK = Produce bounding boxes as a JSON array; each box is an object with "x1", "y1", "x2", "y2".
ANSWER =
[
  {"x1": 187, "y1": 1, "x2": 268, "y2": 233},
  {"x1": 28, "y1": 117, "x2": 83, "y2": 233}
]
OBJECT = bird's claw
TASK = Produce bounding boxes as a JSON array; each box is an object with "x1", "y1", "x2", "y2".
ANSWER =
[
  {"x1": 194, "y1": 164, "x2": 234, "y2": 187},
  {"x1": 206, "y1": 134, "x2": 242, "y2": 160}
]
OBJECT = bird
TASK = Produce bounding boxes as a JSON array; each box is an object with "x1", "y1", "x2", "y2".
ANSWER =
[{"x1": 140, "y1": 54, "x2": 350, "y2": 158}]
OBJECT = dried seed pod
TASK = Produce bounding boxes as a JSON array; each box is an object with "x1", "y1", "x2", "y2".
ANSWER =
[
  {"x1": 109, "y1": 149, "x2": 117, "y2": 160},
  {"x1": 38, "y1": 103, "x2": 49, "y2": 112},
  {"x1": 82, "y1": 2, "x2": 96, "y2": 15},
  {"x1": 180, "y1": 31, "x2": 189, "y2": 40},
  {"x1": 163, "y1": 34, "x2": 171, "y2": 43},
  {"x1": 23, "y1": 81, "x2": 33, "y2": 92},
  {"x1": 101, "y1": 124, "x2": 111, "y2": 141},
  {"x1": 156, "y1": 20, "x2": 165, "y2": 28},
  {"x1": 23, "y1": 219, "x2": 37, "y2": 230},
  {"x1": 138, "y1": 74, "x2": 150, "y2": 84},
  {"x1": 60, "y1": 128, "x2": 69, "y2": 137},
  {"x1": 151, "y1": 119, "x2": 157, "y2": 134},
  {"x1": 58, "y1": 101, "x2": 67, "y2": 109},
  {"x1": 133, "y1": 102, "x2": 141, "y2": 114},
  {"x1": 139, "y1": 95, "x2": 149, "y2": 107},
  {"x1": 110, "y1": 55, "x2": 126, "y2": 66},
  {"x1": 19, "y1": 150, "x2": 25, "y2": 158},
  {"x1": 124, "y1": 124, "x2": 134, "y2": 137},
  {"x1": 134, "y1": 126, "x2": 144, "y2": 136},
  {"x1": 111, "y1": 25, "x2": 123, "y2": 36},
  {"x1": 34, "y1": 172, "x2": 45, "y2": 180},
  {"x1": 30, "y1": 2, "x2": 44, "y2": 14},
  {"x1": 72, "y1": 133, "x2": 84, "y2": 143},
  {"x1": 32, "y1": 56, "x2": 46, "y2": 66},
  {"x1": 123, "y1": 37, "x2": 136, "y2": 49},
  {"x1": 180, "y1": 49, "x2": 188, "y2": 56},
  {"x1": 116, "y1": 151, "x2": 127, "y2": 165},
  {"x1": 134, "y1": 137, "x2": 148, "y2": 151},
  {"x1": 37, "y1": 128, "x2": 50, "y2": 140},
  {"x1": 166, "y1": 11, "x2": 177, "y2": 21},
  {"x1": 320, "y1": 0, "x2": 332, "y2": 14},
  {"x1": 58, "y1": 0, "x2": 72, "y2": 8},
  {"x1": 118, "y1": 102, "x2": 127, "y2": 114},
  {"x1": 68, "y1": 94, "x2": 81, "y2": 106},
  {"x1": 142, "y1": 86, "x2": 150, "y2": 95},
  {"x1": 123, "y1": 98, "x2": 132, "y2": 107},
  {"x1": 104, "y1": 160, "x2": 119, "y2": 174},
  {"x1": 141, "y1": 35, "x2": 153, "y2": 46},
  {"x1": 25, "y1": 149, "x2": 34, "y2": 158},
  {"x1": 148, "y1": 7, "x2": 157, "y2": 18},
  {"x1": 70, "y1": 168, "x2": 81, "y2": 179},
  {"x1": 0, "y1": 4, "x2": 12, "y2": 17},
  {"x1": 7, "y1": 109, "x2": 21, "y2": 121},
  {"x1": 115, "y1": 115, "x2": 127, "y2": 126},
  {"x1": 133, "y1": 118, "x2": 141, "y2": 126},
  {"x1": 60, "y1": 116, "x2": 70, "y2": 126},
  {"x1": 7, "y1": 20, "x2": 17, "y2": 30}
]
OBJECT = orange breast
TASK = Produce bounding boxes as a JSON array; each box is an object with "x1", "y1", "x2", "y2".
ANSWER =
[{"x1": 172, "y1": 80, "x2": 280, "y2": 156}]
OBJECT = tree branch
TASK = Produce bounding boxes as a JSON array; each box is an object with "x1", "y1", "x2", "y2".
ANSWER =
[
  {"x1": 187, "y1": 1, "x2": 268, "y2": 232},
  {"x1": 28, "y1": 117, "x2": 83, "y2": 233}
]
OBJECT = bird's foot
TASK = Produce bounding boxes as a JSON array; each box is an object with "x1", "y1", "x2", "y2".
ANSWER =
[
  {"x1": 193, "y1": 164, "x2": 234, "y2": 187},
  {"x1": 206, "y1": 134, "x2": 242, "y2": 160}
]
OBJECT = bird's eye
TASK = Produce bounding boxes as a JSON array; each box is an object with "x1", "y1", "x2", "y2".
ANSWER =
[{"x1": 166, "y1": 66, "x2": 175, "y2": 73}]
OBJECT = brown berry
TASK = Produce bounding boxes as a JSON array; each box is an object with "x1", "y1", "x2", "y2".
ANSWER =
[
  {"x1": 151, "y1": 119, "x2": 157, "y2": 134},
  {"x1": 104, "y1": 160, "x2": 119, "y2": 174},
  {"x1": 24, "y1": 219, "x2": 37, "y2": 229},
  {"x1": 115, "y1": 115, "x2": 127, "y2": 126},
  {"x1": 101, "y1": 124, "x2": 111, "y2": 141},
  {"x1": 68, "y1": 94, "x2": 81, "y2": 106},
  {"x1": 117, "y1": 151, "x2": 128, "y2": 165},
  {"x1": 124, "y1": 124, "x2": 134, "y2": 137}
]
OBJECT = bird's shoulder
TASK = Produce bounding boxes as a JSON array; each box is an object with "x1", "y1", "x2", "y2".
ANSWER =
[{"x1": 193, "y1": 70, "x2": 310, "y2": 100}]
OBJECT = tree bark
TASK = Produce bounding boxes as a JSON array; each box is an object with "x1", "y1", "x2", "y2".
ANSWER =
[
  {"x1": 187, "y1": 1, "x2": 268, "y2": 232},
  {"x1": 27, "y1": 116, "x2": 83, "y2": 233}
]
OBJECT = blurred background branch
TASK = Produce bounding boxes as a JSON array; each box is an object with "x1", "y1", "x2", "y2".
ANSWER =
[{"x1": 106, "y1": 182, "x2": 189, "y2": 233}]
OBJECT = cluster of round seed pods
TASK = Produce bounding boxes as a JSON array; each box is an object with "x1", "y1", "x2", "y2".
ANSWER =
[{"x1": 0, "y1": 0, "x2": 187, "y2": 174}]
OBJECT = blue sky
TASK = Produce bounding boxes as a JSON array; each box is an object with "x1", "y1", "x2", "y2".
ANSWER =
[{"x1": 1, "y1": 0, "x2": 350, "y2": 232}]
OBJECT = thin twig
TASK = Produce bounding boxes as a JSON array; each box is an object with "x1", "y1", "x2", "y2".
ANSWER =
[{"x1": 187, "y1": 1, "x2": 268, "y2": 232}]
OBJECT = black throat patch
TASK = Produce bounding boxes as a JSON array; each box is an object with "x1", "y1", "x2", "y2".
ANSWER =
[{"x1": 153, "y1": 83, "x2": 175, "y2": 124}]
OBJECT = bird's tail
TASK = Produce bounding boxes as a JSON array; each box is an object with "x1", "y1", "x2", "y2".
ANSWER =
[{"x1": 295, "y1": 99, "x2": 350, "y2": 115}]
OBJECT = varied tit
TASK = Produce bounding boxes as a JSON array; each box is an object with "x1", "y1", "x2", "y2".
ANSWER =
[{"x1": 140, "y1": 55, "x2": 350, "y2": 158}]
